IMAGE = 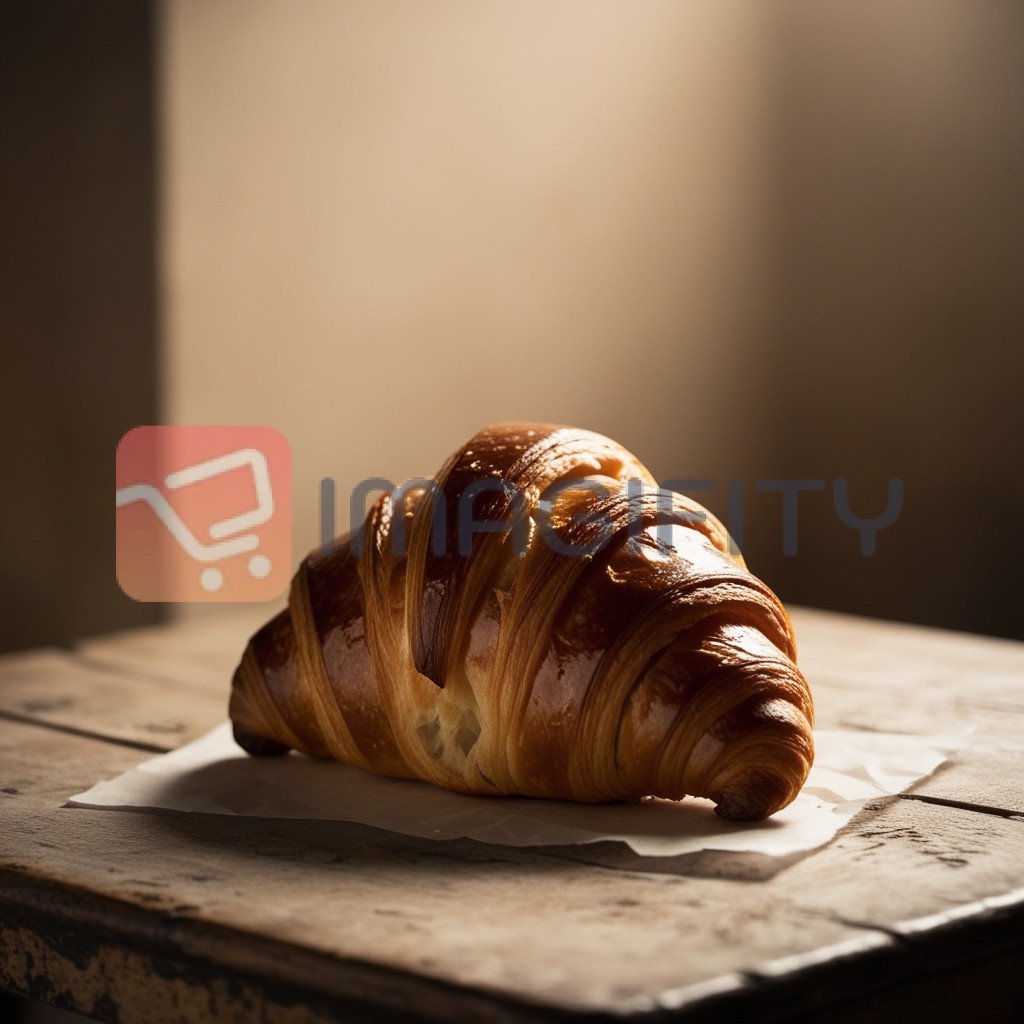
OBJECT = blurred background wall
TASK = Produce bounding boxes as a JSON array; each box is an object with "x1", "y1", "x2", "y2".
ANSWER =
[
  {"x1": 0, "y1": 0, "x2": 163, "y2": 653},
  {"x1": 162, "y1": 0, "x2": 1024, "y2": 638},
  {"x1": 2, "y1": 0, "x2": 1022, "y2": 653},
  {"x1": 161, "y1": 0, "x2": 772, "y2": 565},
  {"x1": 748, "y1": 0, "x2": 1024, "y2": 639}
]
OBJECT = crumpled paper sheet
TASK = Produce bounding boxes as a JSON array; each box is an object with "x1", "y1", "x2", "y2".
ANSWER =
[{"x1": 69, "y1": 723, "x2": 960, "y2": 859}]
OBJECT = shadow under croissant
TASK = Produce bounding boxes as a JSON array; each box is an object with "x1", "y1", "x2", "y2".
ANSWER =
[{"x1": 124, "y1": 751, "x2": 847, "y2": 883}]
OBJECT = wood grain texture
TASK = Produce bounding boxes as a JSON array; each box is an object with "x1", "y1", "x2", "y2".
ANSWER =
[
  {"x1": 0, "y1": 718, "x2": 863, "y2": 1020},
  {"x1": 75, "y1": 606, "x2": 276, "y2": 694},
  {"x1": 0, "y1": 648, "x2": 225, "y2": 751},
  {"x1": 2, "y1": 715, "x2": 1022, "y2": 1021},
  {"x1": 1, "y1": 606, "x2": 1023, "y2": 1021},
  {"x1": 791, "y1": 607, "x2": 1024, "y2": 710},
  {"x1": 789, "y1": 608, "x2": 1024, "y2": 815}
]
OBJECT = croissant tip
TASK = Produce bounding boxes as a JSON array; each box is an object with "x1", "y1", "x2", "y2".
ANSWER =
[
  {"x1": 712, "y1": 791, "x2": 765, "y2": 822},
  {"x1": 233, "y1": 722, "x2": 290, "y2": 758}
]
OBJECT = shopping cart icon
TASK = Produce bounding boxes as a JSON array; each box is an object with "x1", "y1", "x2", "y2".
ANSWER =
[{"x1": 116, "y1": 447, "x2": 276, "y2": 593}]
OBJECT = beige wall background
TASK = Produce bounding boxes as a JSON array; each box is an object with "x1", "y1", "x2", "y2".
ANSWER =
[
  {"x1": 161, "y1": 0, "x2": 1024, "y2": 637},
  {"x1": 749, "y1": 0, "x2": 1024, "y2": 638},
  {"x1": 162, "y1": 0, "x2": 772, "y2": 557}
]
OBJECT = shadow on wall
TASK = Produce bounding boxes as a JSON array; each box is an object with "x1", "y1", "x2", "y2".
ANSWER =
[
  {"x1": 0, "y1": 1, "x2": 164, "y2": 652},
  {"x1": 726, "y1": 0, "x2": 1024, "y2": 639}
]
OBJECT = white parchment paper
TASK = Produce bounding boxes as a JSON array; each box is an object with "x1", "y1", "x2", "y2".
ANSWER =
[{"x1": 69, "y1": 724, "x2": 960, "y2": 858}]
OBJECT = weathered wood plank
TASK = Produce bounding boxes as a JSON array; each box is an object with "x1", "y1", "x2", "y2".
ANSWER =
[
  {"x1": 74, "y1": 606, "x2": 275, "y2": 694},
  {"x1": 3, "y1": 714, "x2": 1024, "y2": 1021},
  {"x1": 790, "y1": 607, "x2": 1024, "y2": 710},
  {"x1": 902, "y1": 727, "x2": 1024, "y2": 815},
  {"x1": 0, "y1": 717, "x2": 856, "y2": 1019},
  {"x1": 0, "y1": 722, "x2": 855, "y2": 1013},
  {"x1": 789, "y1": 609, "x2": 1024, "y2": 813},
  {"x1": 0, "y1": 872, "x2": 525, "y2": 1024},
  {"x1": 770, "y1": 800, "x2": 1024, "y2": 924},
  {"x1": 0, "y1": 649, "x2": 225, "y2": 751},
  {"x1": 808, "y1": 686, "x2": 1024, "y2": 814}
]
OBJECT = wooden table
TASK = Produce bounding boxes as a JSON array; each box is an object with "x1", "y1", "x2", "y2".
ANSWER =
[{"x1": 1, "y1": 607, "x2": 1022, "y2": 1023}]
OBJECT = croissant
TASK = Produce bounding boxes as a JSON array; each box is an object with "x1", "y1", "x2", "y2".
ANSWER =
[{"x1": 230, "y1": 423, "x2": 814, "y2": 821}]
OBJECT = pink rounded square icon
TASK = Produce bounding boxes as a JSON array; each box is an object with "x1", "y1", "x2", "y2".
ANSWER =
[{"x1": 116, "y1": 426, "x2": 291, "y2": 602}]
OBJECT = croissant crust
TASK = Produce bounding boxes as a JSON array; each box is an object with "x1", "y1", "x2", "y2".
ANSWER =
[{"x1": 230, "y1": 423, "x2": 814, "y2": 821}]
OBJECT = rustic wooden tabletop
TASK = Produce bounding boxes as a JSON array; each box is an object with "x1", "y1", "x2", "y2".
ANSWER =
[{"x1": 1, "y1": 607, "x2": 1022, "y2": 1023}]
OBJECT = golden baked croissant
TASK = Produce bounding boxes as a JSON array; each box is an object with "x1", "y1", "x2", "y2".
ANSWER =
[{"x1": 230, "y1": 423, "x2": 814, "y2": 820}]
